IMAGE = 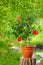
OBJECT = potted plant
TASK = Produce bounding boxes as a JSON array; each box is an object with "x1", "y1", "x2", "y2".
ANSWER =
[
  {"x1": 12, "y1": 16, "x2": 39, "y2": 58},
  {"x1": 21, "y1": 37, "x2": 35, "y2": 58},
  {"x1": 18, "y1": 30, "x2": 38, "y2": 58}
]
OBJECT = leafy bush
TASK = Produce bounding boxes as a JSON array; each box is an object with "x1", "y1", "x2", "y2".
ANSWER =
[{"x1": 0, "y1": 0, "x2": 43, "y2": 45}]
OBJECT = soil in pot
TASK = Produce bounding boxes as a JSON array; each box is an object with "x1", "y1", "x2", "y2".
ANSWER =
[{"x1": 22, "y1": 45, "x2": 35, "y2": 58}]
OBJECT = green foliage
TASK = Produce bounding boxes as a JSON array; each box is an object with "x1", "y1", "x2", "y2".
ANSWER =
[
  {"x1": 0, "y1": 0, "x2": 43, "y2": 44},
  {"x1": 0, "y1": 50, "x2": 21, "y2": 65},
  {"x1": 31, "y1": 31, "x2": 43, "y2": 45},
  {"x1": 0, "y1": 39, "x2": 9, "y2": 50},
  {"x1": 12, "y1": 17, "x2": 36, "y2": 39}
]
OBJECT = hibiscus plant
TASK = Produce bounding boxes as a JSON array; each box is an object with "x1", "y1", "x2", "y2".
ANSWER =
[{"x1": 12, "y1": 15, "x2": 40, "y2": 46}]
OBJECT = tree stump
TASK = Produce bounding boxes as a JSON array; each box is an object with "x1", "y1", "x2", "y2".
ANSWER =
[{"x1": 20, "y1": 57, "x2": 36, "y2": 65}]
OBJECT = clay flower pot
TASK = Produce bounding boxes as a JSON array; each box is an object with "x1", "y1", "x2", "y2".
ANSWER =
[
  {"x1": 40, "y1": 62, "x2": 43, "y2": 65},
  {"x1": 22, "y1": 45, "x2": 35, "y2": 58}
]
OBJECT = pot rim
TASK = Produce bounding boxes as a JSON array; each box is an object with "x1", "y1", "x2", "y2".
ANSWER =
[{"x1": 21, "y1": 45, "x2": 36, "y2": 48}]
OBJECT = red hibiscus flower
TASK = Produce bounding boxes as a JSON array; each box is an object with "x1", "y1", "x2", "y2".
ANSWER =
[
  {"x1": 17, "y1": 36, "x2": 22, "y2": 42},
  {"x1": 32, "y1": 30, "x2": 39, "y2": 35},
  {"x1": 17, "y1": 16, "x2": 21, "y2": 21}
]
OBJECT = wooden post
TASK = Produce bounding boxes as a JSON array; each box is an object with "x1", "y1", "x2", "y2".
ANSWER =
[{"x1": 20, "y1": 57, "x2": 36, "y2": 65}]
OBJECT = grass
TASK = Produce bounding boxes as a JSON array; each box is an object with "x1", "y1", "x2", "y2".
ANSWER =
[
  {"x1": 0, "y1": 40, "x2": 21, "y2": 65},
  {"x1": 0, "y1": 50, "x2": 21, "y2": 65}
]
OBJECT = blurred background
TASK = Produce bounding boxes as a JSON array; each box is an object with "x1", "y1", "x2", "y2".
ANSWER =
[{"x1": 0, "y1": 0, "x2": 43, "y2": 65}]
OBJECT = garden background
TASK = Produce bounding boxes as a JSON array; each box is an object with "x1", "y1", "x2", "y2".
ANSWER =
[{"x1": 0, "y1": 0, "x2": 43, "y2": 65}]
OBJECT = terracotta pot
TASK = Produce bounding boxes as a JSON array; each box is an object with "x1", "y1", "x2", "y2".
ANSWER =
[
  {"x1": 40, "y1": 62, "x2": 43, "y2": 65},
  {"x1": 21, "y1": 45, "x2": 35, "y2": 58}
]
